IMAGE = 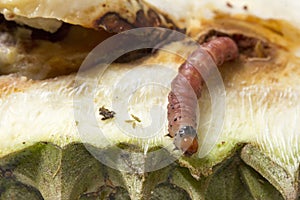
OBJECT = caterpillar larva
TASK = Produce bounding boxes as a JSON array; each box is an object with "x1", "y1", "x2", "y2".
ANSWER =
[{"x1": 167, "y1": 37, "x2": 239, "y2": 156}]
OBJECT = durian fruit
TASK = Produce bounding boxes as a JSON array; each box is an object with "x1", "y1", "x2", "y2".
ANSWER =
[{"x1": 0, "y1": 0, "x2": 300, "y2": 199}]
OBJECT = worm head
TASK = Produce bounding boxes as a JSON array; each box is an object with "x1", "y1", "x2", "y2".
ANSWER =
[{"x1": 174, "y1": 126, "x2": 198, "y2": 156}]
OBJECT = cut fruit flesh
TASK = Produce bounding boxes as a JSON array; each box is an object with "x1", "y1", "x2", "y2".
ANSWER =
[{"x1": 0, "y1": 1, "x2": 300, "y2": 200}]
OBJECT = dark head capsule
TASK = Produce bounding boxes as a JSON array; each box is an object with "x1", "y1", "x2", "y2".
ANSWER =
[{"x1": 173, "y1": 126, "x2": 198, "y2": 156}]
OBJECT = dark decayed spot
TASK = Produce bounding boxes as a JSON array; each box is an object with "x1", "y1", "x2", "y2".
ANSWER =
[
  {"x1": 93, "y1": 9, "x2": 183, "y2": 33},
  {"x1": 94, "y1": 12, "x2": 134, "y2": 33},
  {"x1": 31, "y1": 23, "x2": 70, "y2": 42},
  {"x1": 0, "y1": 14, "x2": 70, "y2": 43},
  {"x1": 93, "y1": 10, "x2": 186, "y2": 63},
  {"x1": 114, "y1": 49, "x2": 153, "y2": 63},
  {"x1": 226, "y1": 2, "x2": 233, "y2": 8}
]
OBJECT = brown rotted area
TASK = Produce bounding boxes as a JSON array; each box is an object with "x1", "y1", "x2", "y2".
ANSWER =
[
  {"x1": 94, "y1": 12, "x2": 134, "y2": 33},
  {"x1": 94, "y1": 9, "x2": 183, "y2": 33},
  {"x1": 0, "y1": 9, "x2": 184, "y2": 79},
  {"x1": 0, "y1": 14, "x2": 114, "y2": 79},
  {"x1": 94, "y1": 9, "x2": 185, "y2": 63},
  {"x1": 0, "y1": 16, "x2": 17, "y2": 46},
  {"x1": 0, "y1": 14, "x2": 70, "y2": 43},
  {"x1": 0, "y1": 14, "x2": 73, "y2": 58},
  {"x1": 31, "y1": 23, "x2": 70, "y2": 42}
]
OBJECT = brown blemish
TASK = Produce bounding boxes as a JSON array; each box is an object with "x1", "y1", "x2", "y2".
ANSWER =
[
  {"x1": 0, "y1": 14, "x2": 70, "y2": 43},
  {"x1": 31, "y1": 23, "x2": 71, "y2": 42},
  {"x1": 94, "y1": 12, "x2": 134, "y2": 33},
  {"x1": 93, "y1": 9, "x2": 185, "y2": 63},
  {"x1": 134, "y1": 10, "x2": 150, "y2": 27},
  {"x1": 94, "y1": 9, "x2": 184, "y2": 34},
  {"x1": 147, "y1": 9, "x2": 162, "y2": 27},
  {"x1": 226, "y1": 2, "x2": 233, "y2": 8}
]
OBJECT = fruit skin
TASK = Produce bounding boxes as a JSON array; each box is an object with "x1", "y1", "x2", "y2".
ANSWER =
[{"x1": 0, "y1": 142, "x2": 293, "y2": 200}]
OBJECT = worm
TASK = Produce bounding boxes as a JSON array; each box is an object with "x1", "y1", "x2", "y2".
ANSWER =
[{"x1": 167, "y1": 37, "x2": 239, "y2": 156}]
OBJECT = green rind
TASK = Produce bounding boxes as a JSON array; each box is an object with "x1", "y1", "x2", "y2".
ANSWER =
[
  {"x1": 0, "y1": 178, "x2": 43, "y2": 200},
  {"x1": 239, "y1": 164, "x2": 283, "y2": 200},
  {"x1": 0, "y1": 142, "x2": 296, "y2": 200},
  {"x1": 177, "y1": 141, "x2": 244, "y2": 178},
  {"x1": 241, "y1": 144, "x2": 298, "y2": 200},
  {"x1": 205, "y1": 155, "x2": 253, "y2": 200}
]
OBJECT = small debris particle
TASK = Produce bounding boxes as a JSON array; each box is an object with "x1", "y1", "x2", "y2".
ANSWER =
[
  {"x1": 226, "y1": 2, "x2": 233, "y2": 8},
  {"x1": 99, "y1": 106, "x2": 116, "y2": 120},
  {"x1": 130, "y1": 114, "x2": 141, "y2": 122},
  {"x1": 125, "y1": 120, "x2": 135, "y2": 123},
  {"x1": 22, "y1": 142, "x2": 26, "y2": 144},
  {"x1": 125, "y1": 114, "x2": 141, "y2": 129},
  {"x1": 243, "y1": 5, "x2": 248, "y2": 10},
  {"x1": 132, "y1": 122, "x2": 136, "y2": 129},
  {"x1": 221, "y1": 141, "x2": 225, "y2": 145}
]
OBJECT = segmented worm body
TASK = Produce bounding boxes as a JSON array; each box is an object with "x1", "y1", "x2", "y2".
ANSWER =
[{"x1": 167, "y1": 37, "x2": 239, "y2": 156}]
